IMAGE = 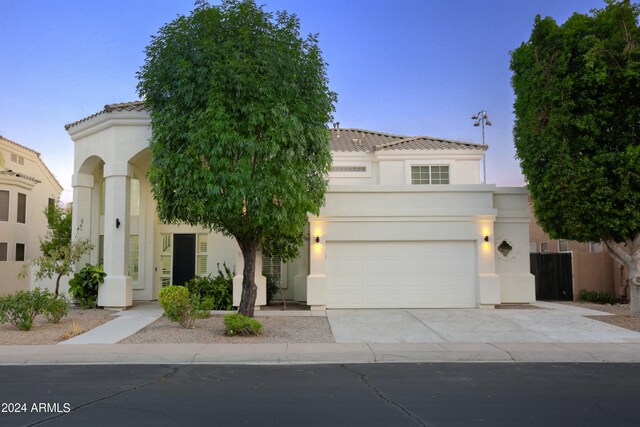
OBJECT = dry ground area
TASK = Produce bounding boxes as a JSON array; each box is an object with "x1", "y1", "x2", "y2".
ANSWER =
[
  {"x1": 560, "y1": 301, "x2": 640, "y2": 332},
  {"x1": 0, "y1": 307, "x2": 114, "y2": 345},
  {"x1": 120, "y1": 315, "x2": 334, "y2": 344}
]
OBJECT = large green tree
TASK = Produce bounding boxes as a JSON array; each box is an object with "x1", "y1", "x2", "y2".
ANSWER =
[
  {"x1": 137, "y1": 0, "x2": 335, "y2": 317},
  {"x1": 511, "y1": 0, "x2": 640, "y2": 314}
]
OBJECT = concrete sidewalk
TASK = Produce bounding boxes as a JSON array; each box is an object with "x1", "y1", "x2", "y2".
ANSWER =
[{"x1": 2, "y1": 342, "x2": 640, "y2": 364}]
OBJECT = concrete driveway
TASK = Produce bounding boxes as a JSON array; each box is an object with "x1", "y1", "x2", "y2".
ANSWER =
[{"x1": 326, "y1": 302, "x2": 640, "y2": 344}]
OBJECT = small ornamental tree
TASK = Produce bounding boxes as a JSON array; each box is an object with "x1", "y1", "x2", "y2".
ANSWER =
[
  {"x1": 511, "y1": 0, "x2": 640, "y2": 314},
  {"x1": 137, "y1": 0, "x2": 336, "y2": 317},
  {"x1": 20, "y1": 203, "x2": 93, "y2": 297}
]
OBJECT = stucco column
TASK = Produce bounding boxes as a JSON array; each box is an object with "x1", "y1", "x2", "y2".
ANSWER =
[
  {"x1": 293, "y1": 238, "x2": 309, "y2": 302},
  {"x1": 71, "y1": 173, "x2": 94, "y2": 268},
  {"x1": 232, "y1": 246, "x2": 266, "y2": 309},
  {"x1": 306, "y1": 219, "x2": 327, "y2": 310},
  {"x1": 478, "y1": 219, "x2": 501, "y2": 306},
  {"x1": 99, "y1": 162, "x2": 132, "y2": 308}
]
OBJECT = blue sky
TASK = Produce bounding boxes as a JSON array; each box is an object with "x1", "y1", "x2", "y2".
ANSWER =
[{"x1": 1, "y1": 0, "x2": 606, "y2": 202}]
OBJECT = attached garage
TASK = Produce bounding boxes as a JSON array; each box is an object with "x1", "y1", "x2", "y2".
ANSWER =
[{"x1": 326, "y1": 241, "x2": 477, "y2": 308}]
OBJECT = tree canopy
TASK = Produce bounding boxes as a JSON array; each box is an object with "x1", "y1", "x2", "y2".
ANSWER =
[
  {"x1": 137, "y1": 0, "x2": 336, "y2": 316},
  {"x1": 511, "y1": 0, "x2": 640, "y2": 313}
]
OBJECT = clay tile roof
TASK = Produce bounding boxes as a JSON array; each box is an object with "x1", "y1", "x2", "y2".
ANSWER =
[
  {"x1": 103, "y1": 101, "x2": 146, "y2": 112},
  {"x1": 329, "y1": 128, "x2": 486, "y2": 152},
  {"x1": 0, "y1": 134, "x2": 41, "y2": 156},
  {"x1": 65, "y1": 102, "x2": 485, "y2": 153},
  {"x1": 64, "y1": 101, "x2": 146, "y2": 130}
]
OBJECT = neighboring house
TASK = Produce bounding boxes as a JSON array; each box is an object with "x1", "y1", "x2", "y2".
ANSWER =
[
  {"x1": 529, "y1": 218, "x2": 629, "y2": 301},
  {"x1": 66, "y1": 102, "x2": 535, "y2": 309},
  {"x1": 0, "y1": 136, "x2": 63, "y2": 295}
]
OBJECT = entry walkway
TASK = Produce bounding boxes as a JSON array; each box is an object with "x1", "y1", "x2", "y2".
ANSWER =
[{"x1": 60, "y1": 303, "x2": 163, "y2": 345}]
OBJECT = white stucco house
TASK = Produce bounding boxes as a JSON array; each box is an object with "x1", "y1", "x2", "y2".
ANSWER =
[
  {"x1": 66, "y1": 101, "x2": 535, "y2": 310},
  {"x1": 0, "y1": 135, "x2": 63, "y2": 295}
]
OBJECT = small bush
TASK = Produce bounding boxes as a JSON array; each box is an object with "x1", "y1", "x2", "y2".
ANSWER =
[
  {"x1": 184, "y1": 263, "x2": 234, "y2": 310},
  {"x1": 265, "y1": 274, "x2": 279, "y2": 305},
  {"x1": 578, "y1": 290, "x2": 618, "y2": 305},
  {"x1": 44, "y1": 294, "x2": 69, "y2": 324},
  {"x1": 159, "y1": 286, "x2": 206, "y2": 329},
  {"x1": 223, "y1": 313, "x2": 263, "y2": 336},
  {"x1": 68, "y1": 263, "x2": 105, "y2": 309},
  {"x1": 0, "y1": 288, "x2": 55, "y2": 331}
]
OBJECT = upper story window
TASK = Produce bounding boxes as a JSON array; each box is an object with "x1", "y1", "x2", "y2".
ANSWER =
[
  {"x1": 557, "y1": 240, "x2": 569, "y2": 252},
  {"x1": 17, "y1": 193, "x2": 26, "y2": 224},
  {"x1": 15, "y1": 243, "x2": 25, "y2": 261},
  {"x1": 529, "y1": 242, "x2": 537, "y2": 253},
  {"x1": 0, "y1": 242, "x2": 7, "y2": 261},
  {"x1": 411, "y1": 165, "x2": 449, "y2": 185},
  {"x1": 540, "y1": 241, "x2": 549, "y2": 253},
  {"x1": 0, "y1": 190, "x2": 8, "y2": 221}
]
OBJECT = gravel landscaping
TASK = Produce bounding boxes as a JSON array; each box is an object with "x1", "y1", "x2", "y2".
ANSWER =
[
  {"x1": 0, "y1": 306, "x2": 115, "y2": 345},
  {"x1": 559, "y1": 301, "x2": 640, "y2": 332},
  {"x1": 120, "y1": 315, "x2": 335, "y2": 344}
]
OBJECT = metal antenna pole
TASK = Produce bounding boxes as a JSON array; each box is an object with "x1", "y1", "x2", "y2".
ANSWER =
[{"x1": 471, "y1": 111, "x2": 491, "y2": 184}]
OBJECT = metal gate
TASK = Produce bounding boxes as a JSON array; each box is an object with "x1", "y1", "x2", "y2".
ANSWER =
[{"x1": 530, "y1": 253, "x2": 573, "y2": 301}]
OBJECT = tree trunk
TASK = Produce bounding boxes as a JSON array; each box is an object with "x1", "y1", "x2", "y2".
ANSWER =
[
  {"x1": 237, "y1": 239, "x2": 259, "y2": 318},
  {"x1": 605, "y1": 235, "x2": 640, "y2": 317},
  {"x1": 631, "y1": 279, "x2": 640, "y2": 317},
  {"x1": 630, "y1": 245, "x2": 640, "y2": 317},
  {"x1": 55, "y1": 273, "x2": 62, "y2": 298}
]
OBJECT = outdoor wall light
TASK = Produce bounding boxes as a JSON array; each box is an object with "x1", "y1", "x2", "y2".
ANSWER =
[
  {"x1": 315, "y1": 235, "x2": 321, "y2": 244},
  {"x1": 116, "y1": 218, "x2": 121, "y2": 229},
  {"x1": 484, "y1": 234, "x2": 490, "y2": 243}
]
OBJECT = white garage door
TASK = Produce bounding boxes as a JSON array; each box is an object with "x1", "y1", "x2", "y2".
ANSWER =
[{"x1": 326, "y1": 241, "x2": 477, "y2": 308}]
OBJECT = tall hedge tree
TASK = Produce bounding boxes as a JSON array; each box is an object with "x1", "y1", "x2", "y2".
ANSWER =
[
  {"x1": 137, "y1": 0, "x2": 335, "y2": 317},
  {"x1": 511, "y1": 0, "x2": 640, "y2": 314}
]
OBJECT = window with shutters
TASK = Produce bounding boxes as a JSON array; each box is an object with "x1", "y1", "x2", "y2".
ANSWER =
[
  {"x1": 196, "y1": 234, "x2": 208, "y2": 275},
  {"x1": 262, "y1": 255, "x2": 282, "y2": 286},
  {"x1": 159, "y1": 233, "x2": 172, "y2": 287},
  {"x1": 129, "y1": 235, "x2": 139, "y2": 282}
]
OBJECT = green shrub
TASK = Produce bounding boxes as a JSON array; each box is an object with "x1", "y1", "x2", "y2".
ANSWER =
[
  {"x1": 223, "y1": 313, "x2": 263, "y2": 336},
  {"x1": 265, "y1": 274, "x2": 279, "y2": 305},
  {"x1": 184, "y1": 263, "x2": 234, "y2": 311},
  {"x1": 578, "y1": 290, "x2": 618, "y2": 304},
  {"x1": 0, "y1": 288, "x2": 55, "y2": 331},
  {"x1": 159, "y1": 286, "x2": 206, "y2": 329},
  {"x1": 44, "y1": 294, "x2": 69, "y2": 324},
  {"x1": 68, "y1": 263, "x2": 105, "y2": 309}
]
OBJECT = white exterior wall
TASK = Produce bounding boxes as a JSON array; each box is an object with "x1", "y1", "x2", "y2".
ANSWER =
[
  {"x1": 307, "y1": 185, "x2": 534, "y2": 309},
  {"x1": 0, "y1": 137, "x2": 63, "y2": 296},
  {"x1": 493, "y1": 189, "x2": 536, "y2": 303},
  {"x1": 331, "y1": 150, "x2": 483, "y2": 186}
]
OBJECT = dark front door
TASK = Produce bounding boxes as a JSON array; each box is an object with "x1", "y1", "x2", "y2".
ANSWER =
[{"x1": 173, "y1": 234, "x2": 196, "y2": 286}]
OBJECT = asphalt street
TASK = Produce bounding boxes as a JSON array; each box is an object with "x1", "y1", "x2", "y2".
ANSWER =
[{"x1": 1, "y1": 363, "x2": 639, "y2": 427}]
